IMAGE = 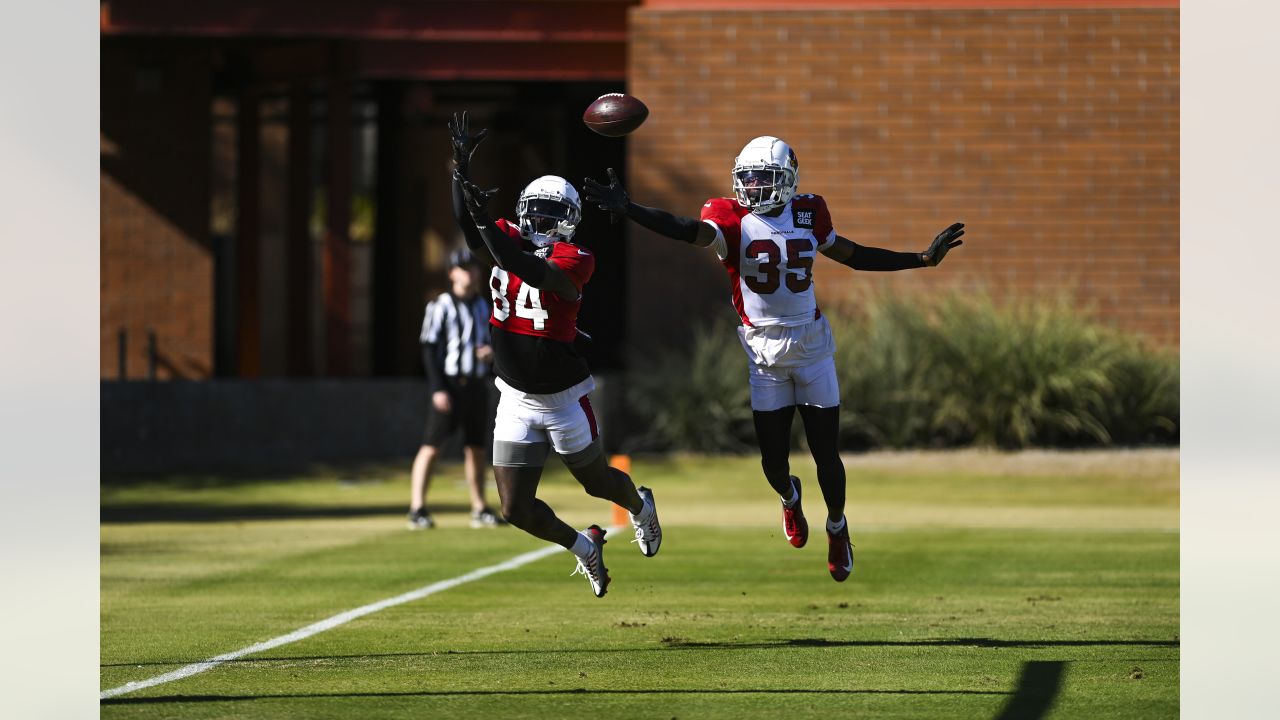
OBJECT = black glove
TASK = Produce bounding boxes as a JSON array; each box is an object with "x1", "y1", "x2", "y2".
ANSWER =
[
  {"x1": 581, "y1": 167, "x2": 630, "y2": 224},
  {"x1": 922, "y1": 222, "x2": 965, "y2": 267},
  {"x1": 457, "y1": 171, "x2": 549, "y2": 286},
  {"x1": 447, "y1": 111, "x2": 489, "y2": 174},
  {"x1": 454, "y1": 170, "x2": 499, "y2": 216}
]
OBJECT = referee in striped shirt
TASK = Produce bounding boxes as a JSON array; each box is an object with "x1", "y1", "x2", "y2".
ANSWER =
[{"x1": 408, "y1": 248, "x2": 504, "y2": 529}]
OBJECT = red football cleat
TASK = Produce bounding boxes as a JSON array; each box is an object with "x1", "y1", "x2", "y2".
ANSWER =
[
  {"x1": 782, "y1": 476, "x2": 808, "y2": 548},
  {"x1": 827, "y1": 521, "x2": 854, "y2": 582}
]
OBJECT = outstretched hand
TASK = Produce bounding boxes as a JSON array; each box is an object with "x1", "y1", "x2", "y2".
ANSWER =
[
  {"x1": 582, "y1": 167, "x2": 630, "y2": 224},
  {"x1": 447, "y1": 111, "x2": 489, "y2": 173},
  {"x1": 922, "y1": 222, "x2": 965, "y2": 267},
  {"x1": 454, "y1": 170, "x2": 499, "y2": 215}
]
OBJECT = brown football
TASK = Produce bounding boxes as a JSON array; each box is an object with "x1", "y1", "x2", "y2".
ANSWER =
[{"x1": 583, "y1": 93, "x2": 649, "y2": 137}]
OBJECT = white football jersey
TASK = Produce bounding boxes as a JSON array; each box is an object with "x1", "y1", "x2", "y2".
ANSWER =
[{"x1": 701, "y1": 194, "x2": 838, "y2": 327}]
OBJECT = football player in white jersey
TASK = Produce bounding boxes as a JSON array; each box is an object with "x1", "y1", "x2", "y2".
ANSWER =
[{"x1": 583, "y1": 136, "x2": 964, "y2": 582}]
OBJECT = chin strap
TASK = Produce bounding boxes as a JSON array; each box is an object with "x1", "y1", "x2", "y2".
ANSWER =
[{"x1": 520, "y1": 220, "x2": 577, "y2": 246}]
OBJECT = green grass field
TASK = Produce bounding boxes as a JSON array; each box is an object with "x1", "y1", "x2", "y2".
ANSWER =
[{"x1": 101, "y1": 450, "x2": 1178, "y2": 719}]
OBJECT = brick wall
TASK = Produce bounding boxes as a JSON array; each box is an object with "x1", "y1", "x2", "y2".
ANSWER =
[
  {"x1": 626, "y1": 7, "x2": 1178, "y2": 350},
  {"x1": 101, "y1": 40, "x2": 214, "y2": 378}
]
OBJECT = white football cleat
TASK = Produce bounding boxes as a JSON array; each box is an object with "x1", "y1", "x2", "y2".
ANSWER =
[
  {"x1": 570, "y1": 525, "x2": 611, "y2": 598},
  {"x1": 630, "y1": 486, "x2": 663, "y2": 557}
]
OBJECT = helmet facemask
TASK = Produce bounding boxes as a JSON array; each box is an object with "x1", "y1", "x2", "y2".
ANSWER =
[
  {"x1": 517, "y1": 197, "x2": 578, "y2": 246},
  {"x1": 733, "y1": 168, "x2": 794, "y2": 213}
]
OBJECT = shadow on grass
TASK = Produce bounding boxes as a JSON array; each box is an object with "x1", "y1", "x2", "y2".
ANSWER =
[
  {"x1": 101, "y1": 637, "x2": 1176, "y2": 668},
  {"x1": 662, "y1": 638, "x2": 1178, "y2": 651},
  {"x1": 995, "y1": 661, "x2": 1065, "y2": 720},
  {"x1": 102, "y1": 687, "x2": 1010, "y2": 706},
  {"x1": 103, "y1": 662, "x2": 1073, "y2": 720},
  {"x1": 101, "y1": 502, "x2": 472, "y2": 524},
  {"x1": 100, "y1": 463, "x2": 406, "y2": 488}
]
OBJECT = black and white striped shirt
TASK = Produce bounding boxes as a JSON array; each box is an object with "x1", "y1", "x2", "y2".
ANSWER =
[{"x1": 420, "y1": 292, "x2": 492, "y2": 379}]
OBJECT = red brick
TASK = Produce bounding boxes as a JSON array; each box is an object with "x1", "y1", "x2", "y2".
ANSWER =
[
  {"x1": 101, "y1": 40, "x2": 214, "y2": 378},
  {"x1": 629, "y1": 7, "x2": 1178, "y2": 346}
]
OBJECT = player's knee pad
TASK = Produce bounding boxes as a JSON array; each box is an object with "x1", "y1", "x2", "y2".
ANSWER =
[
  {"x1": 560, "y1": 437, "x2": 603, "y2": 469},
  {"x1": 493, "y1": 440, "x2": 550, "y2": 468}
]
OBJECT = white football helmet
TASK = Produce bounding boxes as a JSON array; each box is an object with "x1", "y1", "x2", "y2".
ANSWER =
[
  {"x1": 516, "y1": 175, "x2": 582, "y2": 247},
  {"x1": 731, "y1": 136, "x2": 799, "y2": 214}
]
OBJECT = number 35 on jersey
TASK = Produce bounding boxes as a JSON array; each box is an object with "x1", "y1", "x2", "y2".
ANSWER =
[{"x1": 701, "y1": 194, "x2": 836, "y2": 328}]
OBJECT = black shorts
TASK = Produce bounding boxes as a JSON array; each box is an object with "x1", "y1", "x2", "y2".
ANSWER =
[{"x1": 422, "y1": 377, "x2": 493, "y2": 447}]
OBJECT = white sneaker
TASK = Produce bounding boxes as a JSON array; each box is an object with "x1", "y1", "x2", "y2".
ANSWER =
[
  {"x1": 569, "y1": 525, "x2": 610, "y2": 598},
  {"x1": 630, "y1": 486, "x2": 662, "y2": 557}
]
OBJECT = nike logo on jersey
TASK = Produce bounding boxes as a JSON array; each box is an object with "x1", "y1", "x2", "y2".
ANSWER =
[{"x1": 577, "y1": 249, "x2": 590, "y2": 256}]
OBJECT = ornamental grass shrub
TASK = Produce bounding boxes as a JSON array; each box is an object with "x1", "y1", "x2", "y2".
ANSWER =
[{"x1": 624, "y1": 292, "x2": 1178, "y2": 452}]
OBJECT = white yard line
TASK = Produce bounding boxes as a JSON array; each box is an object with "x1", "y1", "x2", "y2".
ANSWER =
[{"x1": 101, "y1": 526, "x2": 626, "y2": 700}]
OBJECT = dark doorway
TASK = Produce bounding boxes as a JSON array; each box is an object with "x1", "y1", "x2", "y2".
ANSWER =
[{"x1": 371, "y1": 81, "x2": 629, "y2": 377}]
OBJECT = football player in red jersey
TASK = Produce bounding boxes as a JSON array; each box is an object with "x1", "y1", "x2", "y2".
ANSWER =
[
  {"x1": 584, "y1": 136, "x2": 964, "y2": 582},
  {"x1": 447, "y1": 112, "x2": 661, "y2": 598}
]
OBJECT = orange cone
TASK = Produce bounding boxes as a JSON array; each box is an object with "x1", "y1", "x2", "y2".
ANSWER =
[{"x1": 610, "y1": 454, "x2": 631, "y2": 526}]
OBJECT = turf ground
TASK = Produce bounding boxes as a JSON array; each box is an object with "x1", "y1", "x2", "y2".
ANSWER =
[{"x1": 101, "y1": 450, "x2": 1178, "y2": 719}]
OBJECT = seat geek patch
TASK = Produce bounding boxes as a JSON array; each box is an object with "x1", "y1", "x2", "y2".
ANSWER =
[{"x1": 793, "y1": 207, "x2": 815, "y2": 229}]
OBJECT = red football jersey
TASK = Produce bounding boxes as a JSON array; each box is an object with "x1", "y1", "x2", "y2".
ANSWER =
[{"x1": 487, "y1": 218, "x2": 594, "y2": 343}]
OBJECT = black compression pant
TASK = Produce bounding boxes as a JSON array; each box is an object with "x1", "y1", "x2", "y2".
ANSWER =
[{"x1": 752, "y1": 405, "x2": 846, "y2": 523}]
